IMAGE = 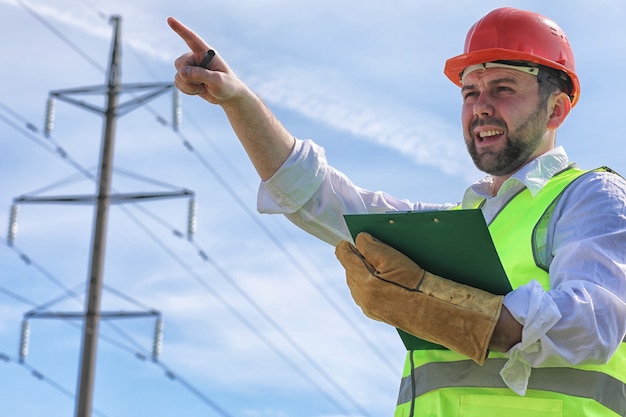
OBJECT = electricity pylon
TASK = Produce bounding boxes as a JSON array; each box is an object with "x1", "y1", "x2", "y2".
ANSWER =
[{"x1": 7, "y1": 15, "x2": 194, "y2": 417}]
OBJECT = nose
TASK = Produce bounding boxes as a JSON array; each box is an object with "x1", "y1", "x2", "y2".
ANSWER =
[{"x1": 473, "y1": 92, "x2": 494, "y2": 118}]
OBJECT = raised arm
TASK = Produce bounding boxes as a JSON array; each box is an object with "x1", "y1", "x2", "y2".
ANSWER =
[{"x1": 167, "y1": 17, "x2": 295, "y2": 180}]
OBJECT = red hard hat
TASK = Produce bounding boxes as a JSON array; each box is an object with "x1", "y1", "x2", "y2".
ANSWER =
[{"x1": 444, "y1": 7, "x2": 580, "y2": 106}]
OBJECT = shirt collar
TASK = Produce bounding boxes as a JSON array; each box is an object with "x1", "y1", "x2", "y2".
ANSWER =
[{"x1": 464, "y1": 146, "x2": 572, "y2": 203}]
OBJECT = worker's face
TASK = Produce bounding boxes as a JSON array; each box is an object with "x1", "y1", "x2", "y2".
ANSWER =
[{"x1": 461, "y1": 68, "x2": 552, "y2": 177}]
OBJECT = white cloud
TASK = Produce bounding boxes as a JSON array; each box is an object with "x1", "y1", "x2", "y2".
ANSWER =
[
  {"x1": 246, "y1": 65, "x2": 477, "y2": 178},
  {"x1": 3, "y1": 2, "x2": 626, "y2": 417}
]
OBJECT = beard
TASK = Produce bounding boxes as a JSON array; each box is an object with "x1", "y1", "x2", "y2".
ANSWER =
[{"x1": 465, "y1": 106, "x2": 549, "y2": 177}]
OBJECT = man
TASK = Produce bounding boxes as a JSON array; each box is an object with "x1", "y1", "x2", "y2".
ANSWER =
[{"x1": 169, "y1": 7, "x2": 626, "y2": 416}]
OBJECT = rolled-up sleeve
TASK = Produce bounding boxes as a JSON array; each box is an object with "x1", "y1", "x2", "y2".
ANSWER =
[
  {"x1": 258, "y1": 139, "x2": 328, "y2": 214},
  {"x1": 258, "y1": 139, "x2": 453, "y2": 245}
]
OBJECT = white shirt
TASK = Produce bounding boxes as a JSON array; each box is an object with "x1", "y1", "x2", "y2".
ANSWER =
[{"x1": 258, "y1": 139, "x2": 626, "y2": 395}]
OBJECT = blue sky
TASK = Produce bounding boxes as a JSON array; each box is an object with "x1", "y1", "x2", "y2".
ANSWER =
[{"x1": 1, "y1": 1, "x2": 626, "y2": 416}]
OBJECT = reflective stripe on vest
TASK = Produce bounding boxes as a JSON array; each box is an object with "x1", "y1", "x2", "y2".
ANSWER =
[
  {"x1": 395, "y1": 166, "x2": 626, "y2": 417},
  {"x1": 396, "y1": 350, "x2": 626, "y2": 416}
]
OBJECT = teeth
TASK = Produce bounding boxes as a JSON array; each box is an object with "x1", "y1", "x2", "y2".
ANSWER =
[{"x1": 479, "y1": 130, "x2": 503, "y2": 138}]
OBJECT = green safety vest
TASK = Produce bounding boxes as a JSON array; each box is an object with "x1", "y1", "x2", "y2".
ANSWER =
[{"x1": 395, "y1": 167, "x2": 626, "y2": 417}]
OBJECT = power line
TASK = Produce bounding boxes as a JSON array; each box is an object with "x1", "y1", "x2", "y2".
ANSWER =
[
  {"x1": 0, "y1": 14, "x2": 341, "y2": 414},
  {"x1": 4, "y1": 3, "x2": 398, "y2": 414},
  {"x1": 3, "y1": 241, "x2": 83, "y2": 298},
  {"x1": 0, "y1": 352, "x2": 111, "y2": 417},
  {"x1": 119, "y1": 204, "x2": 371, "y2": 416},
  {"x1": 13, "y1": 0, "x2": 106, "y2": 73},
  {"x1": 2, "y1": 0, "x2": 397, "y2": 374},
  {"x1": 0, "y1": 239, "x2": 156, "y2": 355},
  {"x1": 0, "y1": 241, "x2": 235, "y2": 417},
  {"x1": 172, "y1": 128, "x2": 398, "y2": 372},
  {"x1": 2, "y1": 11, "x2": 197, "y2": 417},
  {"x1": 0, "y1": 104, "x2": 96, "y2": 181},
  {"x1": 0, "y1": 315, "x2": 235, "y2": 417},
  {"x1": 0, "y1": 283, "x2": 39, "y2": 307},
  {"x1": 0, "y1": 109, "x2": 371, "y2": 415},
  {"x1": 0, "y1": 69, "x2": 378, "y2": 416},
  {"x1": 8, "y1": 3, "x2": 386, "y2": 373}
]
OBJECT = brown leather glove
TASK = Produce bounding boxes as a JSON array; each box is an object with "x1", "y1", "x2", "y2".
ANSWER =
[{"x1": 335, "y1": 232, "x2": 503, "y2": 364}]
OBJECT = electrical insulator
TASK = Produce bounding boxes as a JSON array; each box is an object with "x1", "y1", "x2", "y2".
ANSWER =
[
  {"x1": 7, "y1": 204, "x2": 18, "y2": 246},
  {"x1": 18, "y1": 320, "x2": 30, "y2": 363},
  {"x1": 44, "y1": 97, "x2": 55, "y2": 138},
  {"x1": 187, "y1": 197, "x2": 197, "y2": 241},
  {"x1": 172, "y1": 89, "x2": 181, "y2": 132},
  {"x1": 152, "y1": 318, "x2": 163, "y2": 362}
]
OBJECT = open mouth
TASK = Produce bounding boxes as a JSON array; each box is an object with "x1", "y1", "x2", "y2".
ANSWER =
[{"x1": 476, "y1": 129, "x2": 504, "y2": 144}]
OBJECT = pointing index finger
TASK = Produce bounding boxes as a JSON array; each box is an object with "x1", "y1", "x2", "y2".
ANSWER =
[{"x1": 167, "y1": 17, "x2": 210, "y2": 55}]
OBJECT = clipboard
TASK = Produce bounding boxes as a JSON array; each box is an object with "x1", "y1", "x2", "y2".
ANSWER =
[{"x1": 343, "y1": 209, "x2": 511, "y2": 350}]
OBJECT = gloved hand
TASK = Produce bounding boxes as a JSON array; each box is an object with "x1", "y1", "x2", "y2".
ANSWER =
[{"x1": 335, "y1": 232, "x2": 503, "y2": 364}]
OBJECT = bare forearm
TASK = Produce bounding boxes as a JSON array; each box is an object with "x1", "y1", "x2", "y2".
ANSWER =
[
  {"x1": 221, "y1": 88, "x2": 295, "y2": 181},
  {"x1": 168, "y1": 18, "x2": 295, "y2": 181}
]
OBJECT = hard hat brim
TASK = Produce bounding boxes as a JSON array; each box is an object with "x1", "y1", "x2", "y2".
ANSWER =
[{"x1": 444, "y1": 48, "x2": 580, "y2": 106}]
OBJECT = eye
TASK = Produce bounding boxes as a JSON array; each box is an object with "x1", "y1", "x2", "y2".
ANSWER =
[
  {"x1": 462, "y1": 90, "x2": 479, "y2": 101},
  {"x1": 495, "y1": 85, "x2": 514, "y2": 94}
]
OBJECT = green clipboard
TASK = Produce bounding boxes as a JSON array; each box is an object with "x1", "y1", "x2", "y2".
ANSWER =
[{"x1": 343, "y1": 209, "x2": 512, "y2": 350}]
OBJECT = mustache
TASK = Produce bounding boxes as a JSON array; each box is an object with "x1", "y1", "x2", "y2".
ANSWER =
[{"x1": 470, "y1": 117, "x2": 506, "y2": 132}]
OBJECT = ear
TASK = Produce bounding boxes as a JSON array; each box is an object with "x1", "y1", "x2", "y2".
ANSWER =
[{"x1": 546, "y1": 92, "x2": 572, "y2": 129}]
